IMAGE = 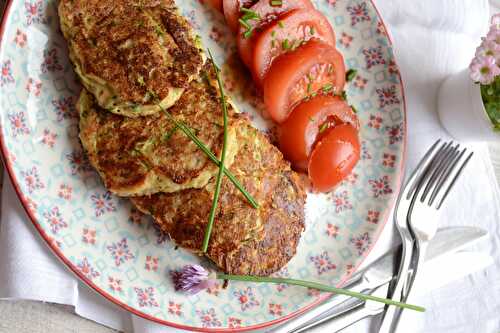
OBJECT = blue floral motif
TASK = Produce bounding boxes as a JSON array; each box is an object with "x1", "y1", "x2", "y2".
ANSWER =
[
  {"x1": 1, "y1": 60, "x2": 14, "y2": 86},
  {"x1": 363, "y1": 46, "x2": 386, "y2": 69},
  {"x1": 91, "y1": 191, "x2": 117, "y2": 217},
  {"x1": 107, "y1": 238, "x2": 135, "y2": 266},
  {"x1": 347, "y1": 3, "x2": 370, "y2": 26},
  {"x1": 43, "y1": 206, "x2": 67, "y2": 234},
  {"x1": 8, "y1": 112, "x2": 29, "y2": 137},
  {"x1": 24, "y1": 0, "x2": 45, "y2": 25},
  {"x1": 21, "y1": 166, "x2": 44, "y2": 193},
  {"x1": 310, "y1": 251, "x2": 336, "y2": 275},
  {"x1": 350, "y1": 232, "x2": 372, "y2": 256},
  {"x1": 233, "y1": 287, "x2": 260, "y2": 311}
]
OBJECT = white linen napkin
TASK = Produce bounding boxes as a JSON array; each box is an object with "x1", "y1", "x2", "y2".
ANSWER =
[{"x1": 1, "y1": 1, "x2": 500, "y2": 333}]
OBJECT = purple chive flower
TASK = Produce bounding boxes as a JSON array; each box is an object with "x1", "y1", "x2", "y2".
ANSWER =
[
  {"x1": 171, "y1": 265, "x2": 216, "y2": 294},
  {"x1": 469, "y1": 56, "x2": 500, "y2": 85}
]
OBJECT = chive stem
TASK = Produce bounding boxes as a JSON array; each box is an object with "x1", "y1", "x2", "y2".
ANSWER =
[
  {"x1": 202, "y1": 50, "x2": 229, "y2": 253},
  {"x1": 216, "y1": 274, "x2": 425, "y2": 313},
  {"x1": 159, "y1": 110, "x2": 258, "y2": 209}
]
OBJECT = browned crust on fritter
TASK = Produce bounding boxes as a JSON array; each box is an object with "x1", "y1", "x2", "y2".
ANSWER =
[
  {"x1": 132, "y1": 123, "x2": 306, "y2": 276},
  {"x1": 59, "y1": 0, "x2": 203, "y2": 108},
  {"x1": 79, "y1": 64, "x2": 239, "y2": 196}
]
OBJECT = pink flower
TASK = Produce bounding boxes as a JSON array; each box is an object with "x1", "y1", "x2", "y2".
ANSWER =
[
  {"x1": 486, "y1": 26, "x2": 500, "y2": 47},
  {"x1": 476, "y1": 40, "x2": 500, "y2": 59},
  {"x1": 469, "y1": 56, "x2": 500, "y2": 85},
  {"x1": 491, "y1": 14, "x2": 500, "y2": 27}
]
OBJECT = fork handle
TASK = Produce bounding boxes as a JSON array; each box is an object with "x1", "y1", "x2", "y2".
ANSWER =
[
  {"x1": 378, "y1": 234, "x2": 414, "y2": 333},
  {"x1": 390, "y1": 241, "x2": 429, "y2": 332}
]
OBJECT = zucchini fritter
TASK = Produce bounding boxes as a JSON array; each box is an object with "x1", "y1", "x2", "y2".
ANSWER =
[
  {"x1": 132, "y1": 123, "x2": 306, "y2": 276},
  {"x1": 78, "y1": 66, "x2": 239, "y2": 196},
  {"x1": 59, "y1": 0, "x2": 204, "y2": 117}
]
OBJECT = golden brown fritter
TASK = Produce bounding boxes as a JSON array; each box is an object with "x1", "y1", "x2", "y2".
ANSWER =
[
  {"x1": 59, "y1": 0, "x2": 204, "y2": 117},
  {"x1": 78, "y1": 65, "x2": 240, "y2": 196},
  {"x1": 132, "y1": 123, "x2": 306, "y2": 276}
]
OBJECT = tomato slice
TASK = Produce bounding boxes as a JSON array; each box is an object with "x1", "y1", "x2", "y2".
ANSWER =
[
  {"x1": 236, "y1": 0, "x2": 314, "y2": 67},
  {"x1": 308, "y1": 124, "x2": 360, "y2": 193},
  {"x1": 278, "y1": 95, "x2": 359, "y2": 171},
  {"x1": 252, "y1": 9, "x2": 335, "y2": 85},
  {"x1": 223, "y1": 0, "x2": 257, "y2": 33},
  {"x1": 263, "y1": 40, "x2": 346, "y2": 123},
  {"x1": 207, "y1": 0, "x2": 223, "y2": 12}
]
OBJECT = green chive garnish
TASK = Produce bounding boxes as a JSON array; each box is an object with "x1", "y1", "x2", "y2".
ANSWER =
[
  {"x1": 282, "y1": 38, "x2": 290, "y2": 50},
  {"x1": 322, "y1": 83, "x2": 333, "y2": 93},
  {"x1": 215, "y1": 273, "x2": 426, "y2": 313},
  {"x1": 307, "y1": 82, "x2": 313, "y2": 94},
  {"x1": 202, "y1": 49, "x2": 229, "y2": 253},
  {"x1": 346, "y1": 69, "x2": 358, "y2": 82},
  {"x1": 159, "y1": 100, "x2": 258, "y2": 209},
  {"x1": 241, "y1": 8, "x2": 259, "y2": 18},
  {"x1": 319, "y1": 123, "x2": 329, "y2": 133},
  {"x1": 244, "y1": 30, "x2": 254, "y2": 39},
  {"x1": 240, "y1": 8, "x2": 261, "y2": 39},
  {"x1": 238, "y1": 18, "x2": 251, "y2": 30},
  {"x1": 340, "y1": 91, "x2": 347, "y2": 100},
  {"x1": 270, "y1": 0, "x2": 283, "y2": 6},
  {"x1": 162, "y1": 124, "x2": 179, "y2": 142}
]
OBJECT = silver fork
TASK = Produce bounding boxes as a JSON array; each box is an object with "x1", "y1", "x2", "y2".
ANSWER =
[
  {"x1": 381, "y1": 141, "x2": 473, "y2": 333},
  {"x1": 377, "y1": 139, "x2": 444, "y2": 332}
]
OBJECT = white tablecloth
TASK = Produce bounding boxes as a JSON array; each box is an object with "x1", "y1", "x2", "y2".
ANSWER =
[{"x1": 1, "y1": 1, "x2": 500, "y2": 332}]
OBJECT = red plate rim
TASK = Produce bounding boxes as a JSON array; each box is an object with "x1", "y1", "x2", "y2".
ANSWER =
[{"x1": 0, "y1": 1, "x2": 407, "y2": 331}]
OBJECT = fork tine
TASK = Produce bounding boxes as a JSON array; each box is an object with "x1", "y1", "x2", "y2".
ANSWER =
[
  {"x1": 421, "y1": 143, "x2": 458, "y2": 202},
  {"x1": 435, "y1": 151, "x2": 474, "y2": 209},
  {"x1": 428, "y1": 147, "x2": 466, "y2": 206},
  {"x1": 404, "y1": 139, "x2": 443, "y2": 201},
  {"x1": 408, "y1": 141, "x2": 451, "y2": 202}
]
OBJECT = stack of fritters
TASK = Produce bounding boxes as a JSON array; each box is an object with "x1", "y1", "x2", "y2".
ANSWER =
[{"x1": 60, "y1": 0, "x2": 306, "y2": 276}]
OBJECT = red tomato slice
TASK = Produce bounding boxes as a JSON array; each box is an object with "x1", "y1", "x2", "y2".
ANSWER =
[
  {"x1": 308, "y1": 124, "x2": 360, "y2": 193},
  {"x1": 223, "y1": 0, "x2": 257, "y2": 33},
  {"x1": 207, "y1": 0, "x2": 223, "y2": 12},
  {"x1": 263, "y1": 40, "x2": 346, "y2": 123},
  {"x1": 236, "y1": 0, "x2": 314, "y2": 67},
  {"x1": 252, "y1": 9, "x2": 335, "y2": 85},
  {"x1": 278, "y1": 95, "x2": 359, "y2": 171}
]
